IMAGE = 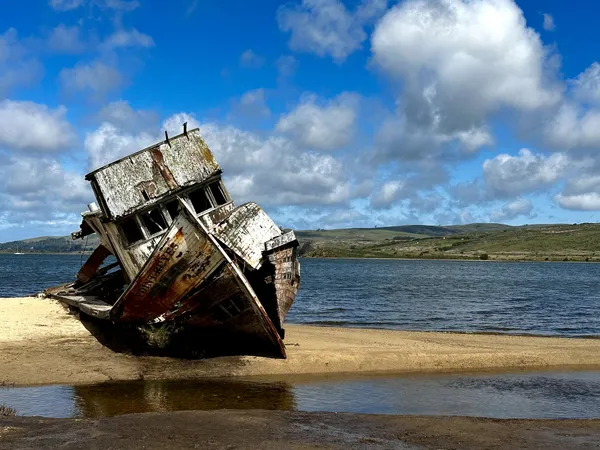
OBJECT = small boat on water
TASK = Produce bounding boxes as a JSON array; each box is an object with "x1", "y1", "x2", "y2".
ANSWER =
[{"x1": 44, "y1": 124, "x2": 300, "y2": 358}]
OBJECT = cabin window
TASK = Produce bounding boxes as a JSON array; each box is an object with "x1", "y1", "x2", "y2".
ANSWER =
[
  {"x1": 165, "y1": 200, "x2": 180, "y2": 222},
  {"x1": 209, "y1": 181, "x2": 228, "y2": 205},
  {"x1": 120, "y1": 218, "x2": 144, "y2": 246},
  {"x1": 141, "y1": 207, "x2": 168, "y2": 236},
  {"x1": 188, "y1": 188, "x2": 212, "y2": 214}
]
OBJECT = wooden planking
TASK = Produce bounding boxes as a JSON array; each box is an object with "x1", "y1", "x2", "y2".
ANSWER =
[
  {"x1": 213, "y1": 203, "x2": 282, "y2": 270},
  {"x1": 110, "y1": 206, "x2": 226, "y2": 323},
  {"x1": 265, "y1": 231, "x2": 297, "y2": 252},
  {"x1": 49, "y1": 295, "x2": 112, "y2": 320},
  {"x1": 267, "y1": 246, "x2": 301, "y2": 324},
  {"x1": 199, "y1": 202, "x2": 235, "y2": 231},
  {"x1": 90, "y1": 129, "x2": 221, "y2": 220}
]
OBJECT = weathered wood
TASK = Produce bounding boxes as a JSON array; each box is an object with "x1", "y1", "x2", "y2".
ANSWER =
[
  {"x1": 77, "y1": 245, "x2": 112, "y2": 284},
  {"x1": 213, "y1": 203, "x2": 282, "y2": 270},
  {"x1": 47, "y1": 294, "x2": 112, "y2": 320},
  {"x1": 110, "y1": 206, "x2": 226, "y2": 323},
  {"x1": 88, "y1": 129, "x2": 221, "y2": 220},
  {"x1": 265, "y1": 231, "x2": 297, "y2": 252}
]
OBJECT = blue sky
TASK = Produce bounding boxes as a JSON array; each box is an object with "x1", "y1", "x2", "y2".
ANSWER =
[{"x1": 2, "y1": 0, "x2": 600, "y2": 241}]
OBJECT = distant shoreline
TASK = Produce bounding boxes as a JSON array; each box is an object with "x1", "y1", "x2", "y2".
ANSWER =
[
  {"x1": 299, "y1": 255, "x2": 600, "y2": 263},
  {"x1": 2, "y1": 251, "x2": 597, "y2": 263}
]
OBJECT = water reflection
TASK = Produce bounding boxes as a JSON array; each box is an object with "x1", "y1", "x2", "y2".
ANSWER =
[
  {"x1": 3, "y1": 371, "x2": 600, "y2": 420},
  {"x1": 73, "y1": 380, "x2": 296, "y2": 418}
]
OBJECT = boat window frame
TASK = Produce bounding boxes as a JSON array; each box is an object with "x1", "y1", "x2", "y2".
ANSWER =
[
  {"x1": 205, "y1": 180, "x2": 230, "y2": 207},
  {"x1": 118, "y1": 216, "x2": 145, "y2": 247},
  {"x1": 139, "y1": 205, "x2": 169, "y2": 239}
]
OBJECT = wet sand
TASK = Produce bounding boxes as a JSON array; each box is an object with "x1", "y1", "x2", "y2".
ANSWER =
[
  {"x1": 2, "y1": 409, "x2": 600, "y2": 449},
  {"x1": 2, "y1": 297, "x2": 600, "y2": 386}
]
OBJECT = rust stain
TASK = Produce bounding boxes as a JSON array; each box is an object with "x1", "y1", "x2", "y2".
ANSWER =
[{"x1": 150, "y1": 148, "x2": 178, "y2": 190}]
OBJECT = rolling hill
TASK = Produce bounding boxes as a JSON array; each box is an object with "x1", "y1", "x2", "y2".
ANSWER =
[{"x1": 2, "y1": 222, "x2": 599, "y2": 261}]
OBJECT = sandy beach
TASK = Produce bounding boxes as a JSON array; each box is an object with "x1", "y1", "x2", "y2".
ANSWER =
[{"x1": 2, "y1": 297, "x2": 600, "y2": 386}]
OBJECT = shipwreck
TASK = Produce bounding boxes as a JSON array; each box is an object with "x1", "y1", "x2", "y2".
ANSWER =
[{"x1": 44, "y1": 124, "x2": 301, "y2": 358}]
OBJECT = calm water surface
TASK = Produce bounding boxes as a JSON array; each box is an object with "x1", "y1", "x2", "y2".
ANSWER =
[
  {"x1": 1, "y1": 255, "x2": 600, "y2": 336},
  {"x1": 2, "y1": 371, "x2": 600, "y2": 419}
]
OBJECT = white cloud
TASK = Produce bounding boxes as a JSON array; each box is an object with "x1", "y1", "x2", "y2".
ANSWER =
[
  {"x1": 490, "y1": 197, "x2": 533, "y2": 221},
  {"x1": 0, "y1": 100, "x2": 76, "y2": 152},
  {"x1": 48, "y1": 0, "x2": 84, "y2": 10},
  {"x1": 371, "y1": 180, "x2": 405, "y2": 209},
  {"x1": 320, "y1": 209, "x2": 369, "y2": 227},
  {"x1": 199, "y1": 123, "x2": 352, "y2": 207},
  {"x1": 96, "y1": 100, "x2": 159, "y2": 132},
  {"x1": 543, "y1": 102, "x2": 600, "y2": 150},
  {"x1": 0, "y1": 155, "x2": 91, "y2": 225},
  {"x1": 555, "y1": 193, "x2": 600, "y2": 211},
  {"x1": 570, "y1": 62, "x2": 600, "y2": 104},
  {"x1": 237, "y1": 89, "x2": 270, "y2": 117},
  {"x1": 277, "y1": 0, "x2": 387, "y2": 63},
  {"x1": 371, "y1": 0, "x2": 560, "y2": 136},
  {"x1": 239, "y1": 49, "x2": 265, "y2": 68},
  {"x1": 543, "y1": 13, "x2": 555, "y2": 31},
  {"x1": 85, "y1": 122, "x2": 155, "y2": 169},
  {"x1": 60, "y1": 60, "x2": 123, "y2": 97},
  {"x1": 276, "y1": 93, "x2": 358, "y2": 150},
  {"x1": 454, "y1": 127, "x2": 495, "y2": 152},
  {"x1": 483, "y1": 149, "x2": 571, "y2": 196},
  {"x1": 101, "y1": 28, "x2": 154, "y2": 50},
  {"x1": 162, "y1": 113, "x2": 201, "y2": 138},
  {"x1": 48, "y1": 24, "x2": 85, "y2": 53},
  {"x1": 554, "y1": 173, "x2": 600, "y2": 211}
]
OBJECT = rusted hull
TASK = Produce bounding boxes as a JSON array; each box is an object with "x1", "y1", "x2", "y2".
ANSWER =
[{"x1": 110, "y1": 203, "x2": 286, "y2": 357}]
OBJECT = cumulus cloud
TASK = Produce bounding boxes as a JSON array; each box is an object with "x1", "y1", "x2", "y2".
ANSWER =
[
  {"x1": 200, "y1": 123, "x2": 352, "y2": 207},
  {"x1": 276, "y1": 93, "x2": 358, "y2": 151},
  {"x1": 239, "y1": 49, "x2": 265, "y2": 68},
  {"x1": 0, "y1": 155, "x2": 92, "y2": 226},
  {"x1": 277, "y1": 0, "x2": 387, "y2": 63},
  {"x1": 96, "y1": 100, "x2": 159, "y2": 132},
  {"x1": 483, "y1": 149, "x2": 571, "y2": 197},
  {"x1": 48, "y1": 24, "x2": 86, "y2": 53},
  {"x1": 370, "y1": 180, "x2": 405, "y2": 209},
  {"x1": 320, "y1": 209, "x2": 369, "y2": 227},
  {"x1": 371, "y1": 0, "x2": 560, "y2": 137},
  {"x1": 543, "y1": 102, "x2": 600, "y2": 150},
  {"x1": 570, "y1": 62, "x2": 600, "y2": 104},
  {"x1": 555, "y1": 193, "x2": 600, "y2": 211},
  {"x1": 554, "y1": 173, "x2": 600, "y2": 211},
  {"x1": 0, "y1": 100, "x2": 76, "y2": 152},
  {"x1": 85, "y1": 122, "x2": 155, "y2": 169},
  {"x1": 236, "y1": 89, "x2": 270, "y2": 117},
  {"x1": 101, "y1": 28, "x2": 154, "y2": 50},
  {"x1": 60, "y1": 60, "x2": 124, "y2": 97},
  {"x1": 490, "y1": 197, "x2": 533, "y2": 221},
  {"x1": 542, "y1": 13, "x2": 555, "y2": 31}
]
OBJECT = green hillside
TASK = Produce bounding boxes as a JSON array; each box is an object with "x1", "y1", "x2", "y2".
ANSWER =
[
  {"x1": 3, "y1": 222, "x2": 600, "y2": 261},
  {"x1": 298, "y1": 222, "x2": 600, "y2": 262}
]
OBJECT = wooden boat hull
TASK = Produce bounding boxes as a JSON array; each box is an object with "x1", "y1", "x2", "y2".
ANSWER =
[{"x1": 45, "y1": 201, "x2": 296, "y2": 358}]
